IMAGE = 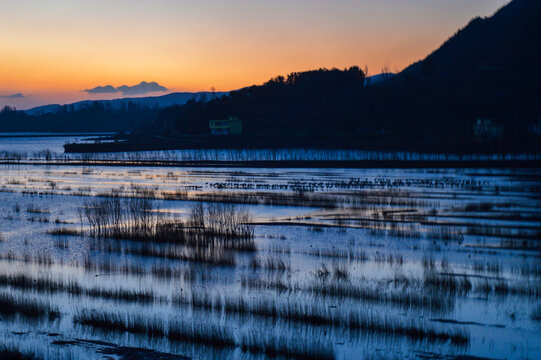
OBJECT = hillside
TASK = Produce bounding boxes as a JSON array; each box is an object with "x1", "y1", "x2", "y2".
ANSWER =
[
  {"x1": 24, "y1": 91, "x2": 227, "y2": 116},
  {"x1": 363, "y1": 0, "x2": 541, "y2": 148},
  {"x1": 0, "y1": 91, "x2": 226, "y2": 133},
  {"x1": 402, "y1": 0, "x2": 541, "y2": 81},
  {"x1": 139, "y1": 0, "x2": 540, "y2": 152}
]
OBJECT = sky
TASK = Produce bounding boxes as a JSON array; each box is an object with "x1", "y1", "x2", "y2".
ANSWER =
[{"x1": 0, "y1": 0, "x2": 509, "y2": 109}]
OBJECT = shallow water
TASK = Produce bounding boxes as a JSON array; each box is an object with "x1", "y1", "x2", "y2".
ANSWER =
[{"x1": 0, "y1": 136, "x2": 539, "y2": 360}]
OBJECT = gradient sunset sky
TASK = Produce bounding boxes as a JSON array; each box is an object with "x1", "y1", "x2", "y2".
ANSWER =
[{"x1": 1, "y1": 0, "x2": 508, "y2": 109}]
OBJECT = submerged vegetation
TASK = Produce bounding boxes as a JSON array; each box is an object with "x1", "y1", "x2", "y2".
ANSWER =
[
  {"x1": 74, "y1": 310, "x2": 335, "y2": 359},
  {"x1": 0, "y1": 293, "x2": 59, "y2": 320},
  {"x1": 80, "y1": 198, "x2": 254, "y2": 250},
  {"x1": 0, "y1": 160, "x2": 539, "y2": 359},
  {"x1": 174, "y1": 290, "x2": 469, "y2": 345}
]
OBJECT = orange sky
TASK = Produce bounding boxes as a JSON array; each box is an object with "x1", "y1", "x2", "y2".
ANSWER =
[{"x1": 0, "y1": 0, "x2": 508, "y2": 109}]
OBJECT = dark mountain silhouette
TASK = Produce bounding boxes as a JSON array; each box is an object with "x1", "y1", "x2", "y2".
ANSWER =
[
  {"x1": 150, "y1": 66, "x2": 367, "y2": 137},
  {"x1": 403, "y1": 0, "x2": 541, "y2": 81},
  {"x1": 385, "y1": 0, "x2": 541, "y2": 134},
  {"x1": 137, "y1": 0, "x2": 540, "y2": 152}
]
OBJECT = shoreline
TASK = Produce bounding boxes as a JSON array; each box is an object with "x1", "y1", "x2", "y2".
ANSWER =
[
  {"x1": 0, "y1": 159, "x2": 539, "y2": 169},
  {"x1": 0, "y1": 132, "x2": 113, "y2": 138}
]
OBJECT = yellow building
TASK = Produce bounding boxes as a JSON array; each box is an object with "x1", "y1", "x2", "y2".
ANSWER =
[{"x1": 209, "y1": 117, "x2": 243, "y2": 135}]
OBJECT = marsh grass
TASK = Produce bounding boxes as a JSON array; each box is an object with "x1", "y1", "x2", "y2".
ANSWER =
[
  {"x1": 422, "y1": 270, "x2": 472, "y2": 295},
  {"x1": 124, "y1": 244, "x2": 237, "y2": 267},
  {"x1": 168, "y1": 319, "x2": 235, "y2": 348},
  {"x1": 239, "y1": 329, "x2": 335, "y2": 360},
  {"x1": 466, "y1": 226, "x2": 540, "y2": 241},
  {"x1": 27, "y1": 216, "x2": 49, "y2": 223},
  {"x1": 0, "y1": 252, "x2": 54, "y2": 267},
  {"x1": 175, "y1": 291, "x2": 468, "y2": 344},
  {"x1": 0, "y1": 347, "x2": 36, "y2": 360},
  {"x1": 75, "y1": 309, "x2": 336, "y2": 359},
  {"x1": 0, "y1": 293, "x2": 59, "y2": 320},
  {"x1": 0, "y1": 273, "x2": 158, "y2": 303},
  {"x1": 532, "y1": 304, "x2": 541, "y2": 321},
  {"x1": 88, "y1": 183, "x2": 433, "y2": 210},
  {"x1": 48, "y1": 228, "x2": 80, "y2": 236},
  {"x1": 74, "y1": 310, "x2": 164, "y2": 338},
  {"x1": 81, "y1": 198, "x2": 255, "y2": 251},
  {"x1": 241, "y1": 278, "x2": 290, "y2": 293},
  {"x1": 315, "y1": 263, "x2": 349, "y2": 280},
  {"x1": 472, "y1": 261, "x2": 502, "y2": 275},
  {"x1": 26, "y1": 205, "x2": 50, "y2": 214},
  {"x1": 78, "y1": 310, "x2": 235, "y2": 347},
  {"x1": 250, "y1": 256, "x2": 291, "y2": 272},
  {"x1": 240, "y1": 277, "x2": 453, "y2": 312},
  {"x1": 331, "y1": 263, "x2": 349, "y2": 280},
  {"x1": 425, "y1": 226, "x2": 464, "y2": 241},
  {"x1": 305, "y1": 281, "x2": 453, "y2": 313},
  {"x1": 511, "y1": 262, "x2": 541, "y2": 278},
  {"x1": 304, "y1": 248, "x2": 369, "y2": 262}
]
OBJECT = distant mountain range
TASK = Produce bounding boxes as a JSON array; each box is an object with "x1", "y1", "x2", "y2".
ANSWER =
[
  {"x1": 22, "y1": 76, "x2": 394, "y2": 116},
  {"x1": 24, "y1": 91, "x2": 228, "y2": 116}
]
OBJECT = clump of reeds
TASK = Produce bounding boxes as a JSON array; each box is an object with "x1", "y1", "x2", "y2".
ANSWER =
[
  {"x1": 304, "y1": 248, "x2": 368, "y2": 262},
  {"x1": 80, "y1": 198, "x2": 255, "y2": 251},
  {"x1": 48, "y1": 228, "x2": 80, "y2": 236},
  {"x1": 425, "y1": 226, "x2": 464, "y2": 241},
  {"x1": 0, "y1": 273, "x2": 157, "y2": 303},
  {"x1": 240, "y1": 277, "x2": 289, "y2": 293},
  {"x1": 422, "y1": 270, "x2": 472, "y2": 295},
  {"x1": 25, "y1": 205, "x2": 49, "y2": 214},
  {"x1": 175, "y1": 290, "x2": 469, "y2": 344},
  {"x1": 27, "y1": 216, "x2": 49, "y2": 223},
  {"x1": 239, "y1": 329, "x2": 335, "y2": 360},
  {"x1": 74, "y1": 310, "x2": 161, "y2": 336},
  {"x1": 387, "y1": 254, "x2": 404, "y2": 267},
  {"x1": 315, "y1": 263, "x2": 349, "y2": 280},
  {"x1": 54, "y1": 238, "x2": 69, "y2": 249},
  {"x1": 331, "y1": 263, "x2": 349, "y2": 280},
  {"x1": 305, "y1": 281, "x2": 453, "y2": 313},
  {"x1": 422, "y1": 256, "x2": 436, "y2": 270},
  {"x1": 315, "y1": 264, "x2": 331, "y2": 278},
  {"x1": 250, "y1": 256, "x2": 291, "y2": 272},
  {"x1": 512, "y1": 262, "x2": 541, "y2": 278},
  {"x1": 0, "y1": 293, "x2": 60, "y2": 320},
  {"x1": 74, "y1": 310, "x2": 236, "y2": 347},
  {"x1": 168, "y1": 318, "x2": 235, "y2": 347},
  {"x1": 75, "y1": 308, "x2": 336, "y2": 358},
  {"x1": 472, "y1": 261, "x2": 501, "y2": 275},
  {"x1": 464, "y1": 203, "x2": 493, "y2": 212},
  {"x1": 531, "y1": 304, "x2": 541, "y2": 321},
  {"x1": 187, "y1": 202, "x2": 254, "y2": 239},
  {"x1": 124, "y1": 244, "x2": 237, "y2": 267}
]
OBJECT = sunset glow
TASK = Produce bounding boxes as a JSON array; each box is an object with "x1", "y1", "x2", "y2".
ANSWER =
[{"x1": 1, "y1": 0, "x2": 508, "y2": 109}]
